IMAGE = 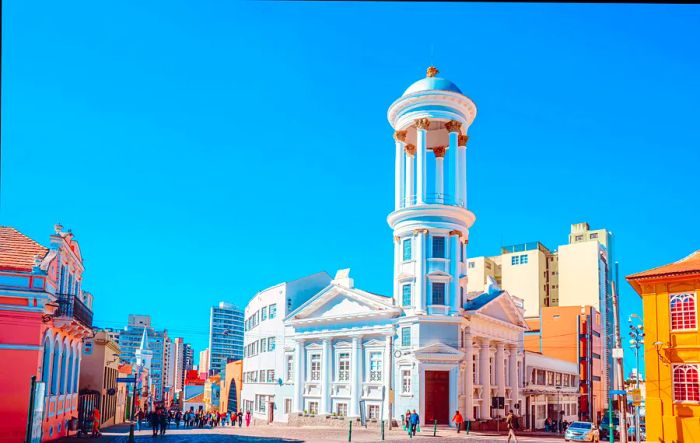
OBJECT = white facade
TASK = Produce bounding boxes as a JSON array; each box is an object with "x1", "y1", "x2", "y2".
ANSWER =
[
  {"x1": 522, "y1": 351, "x2": 579, "y2": 430},
  {"x1": 277, "y1": 68, "x2": 528, "y2": 427},
  {"x1": 240, "y1": 272, "x2": 331, "y2": 421}
]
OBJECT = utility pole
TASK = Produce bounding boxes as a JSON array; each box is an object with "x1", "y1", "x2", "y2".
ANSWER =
[
  {"x1": 611, "y1": 278, "x2": 628, "y2": 443},
  {"x1": 629, "y1": 314, "x2": 644, "y2": 443}
]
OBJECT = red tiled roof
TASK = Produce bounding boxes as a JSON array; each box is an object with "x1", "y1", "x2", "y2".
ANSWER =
[
  {"x1": 0, "y1": 227, "x2": 48, "y2": 272},
  {"x1": 627, "y1": 250, "x2": 700, "y2": 293}
]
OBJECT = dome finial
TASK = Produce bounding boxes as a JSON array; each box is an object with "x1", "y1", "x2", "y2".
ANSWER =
[{"x1": 426, "y1": 66, "x2": 439, "y2": 78}]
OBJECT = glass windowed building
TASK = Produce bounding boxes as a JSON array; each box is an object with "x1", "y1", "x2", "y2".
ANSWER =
[{"x1": 208, "y1": 302, "x2": 244, "y2": 379}]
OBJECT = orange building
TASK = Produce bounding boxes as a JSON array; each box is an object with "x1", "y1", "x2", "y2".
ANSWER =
[
  {"x1": 220, "y1": 360, "x2": 243, "y2": 413},
  {"x1": 627, "y1": 250, "x2": 700, "y2": 443},
  {"x1": 525, "y1": 305, "x2": 607, "y2": 423}
]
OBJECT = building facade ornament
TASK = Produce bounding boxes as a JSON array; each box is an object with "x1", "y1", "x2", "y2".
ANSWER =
[
  {"x1": 393, "y1": 130, "x2": 407, "y2": 143},
  {"x1": 458, "y1": 135, "x2": 469, "y2": 147},
  {"x1": 449, "y1": 229, "x2": 463, "y2": 237},
  {"x1": 404, "y1": 144, "x2": 416, "y2": 156},
  {"x1": 444, "y1": 120, "x2": 462, "y2": 133},
  {"x1": 432, "y1": 146, "x2": 446, "y2": 158},
  {"x1": 414, "y1": 118, "x2": 431, "y2": 130},
  {"x1": 426, "y1": 66, "x2": 439, "y2": 78}
]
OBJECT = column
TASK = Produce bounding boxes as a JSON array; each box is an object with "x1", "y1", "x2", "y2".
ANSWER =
[
  {"x1": 293, "y1": 339, "x2": 305, "y2": 412},
  {"x1": 445, "y1": 121, "x2": 461, "y2": 206},
  {"x1": 405, "y1": 144, "x2": 416, "y2": 206},
  {"x1": 321, "y1": 338, "x2": 331, "y2": 414},
  {"x1": 384, "y1": 336, "x2": 392, "y2": 420},
  {"x1": 479, "y1": 339, "x2": 491, "y2": 419},
  {"x1": 414, "y1": 229, "x2": 426, "y2": 314},
  {"x1": 414, "y1": 119, "x2": 430, "y2": 204},
  {"x1": 433, "y1": 147, "x2": 446, "y2": 201},
  {"x1": 394, "y1": 130, "x2": 407, "y2": 210},
  {"x1": 350, "y1": 336, "x2": 363, "y2": 417},
  {"x1": 458, "y1": 135, "x2": 468, "y2": 207},
  {"x1": 449, "y1": 231, "x2": 461, "y2": 314},
  {"x1": 496, "y1": 342, "x2": 506, "y2": 404},
  {"x1": 508, "y1": 345, "x2": 519, "y2": 410},
  {"x1": 464, "y1": 332, "x2": 474, "y2": 420},
  {"x1": 393, "y1": 236, "x2": 400, "y2": 306}
]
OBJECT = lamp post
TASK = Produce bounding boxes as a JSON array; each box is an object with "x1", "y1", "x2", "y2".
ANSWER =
[
  {"x1": 555, "y1": 386, "x2": 562, "y2": 433},
  {"x1": 628, "y1": 314, "x2": 644, "y2": 443}
]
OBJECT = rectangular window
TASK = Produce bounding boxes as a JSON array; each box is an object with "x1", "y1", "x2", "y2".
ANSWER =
[
  {"x1": 260, "y1": 338, "x2": 267, "y2": 352},
  {"x1": 555, "y1": 372, "x2": 562, "y2": 386},
  {"x1": 369, "y1": 352, "x2": 383, "y2": 382},
  {"x1": 432, "y1": 282, "x2": 446, "y2": 305},
  {"x1": 402, "y1": 239, "x2": 412, "y2": 261},
  {"x1": 401, "y1": 369, "x2": 412, "y2": 393},
  {"x1": 432, "y1": 236, "x2": 446, "y2": 258},
  {"x1": 401, "y1": 327, "x2": 411, "y2": 347},
  {"x1": 590, "y1": 233, "x2": 598, "y2": 239},
  {"x1": 468, "y1": 261, "x2": 475, "y2": 269},
  {"x1": 575, "y1": 235, "x2": 583, "y2": 241},
  {"x1": 368, "y1": 404, "x2": 380, "y2": 419},
  {"x1": 670, "y1": 293, "x2": 697, "y2": 331},
  {"x1": 267, "y1": 369, "x2": 275, "y2": 383},
  {"x1": 402, "y1": 284, "x2": 412, "y2": 307},
  {"x1": 259, "y1": 370, "x2": 265, "y2": 382},
  {"x1": 673, "y1": 364, "x2": 700, "y2": 402},
  {"x1": 261, "y1": 306, "x2": 268, "y2": 321},
  {"x1": 336, "y1": 403, "x2": 348, "y2": 417},
  {"x1": 308, "y1": 401, "x2": 319, "y2": 415},
  {"x1": 310, "y1": 354, "x2": 321, "y2": 381},
  {"x1": 286, "y1": 355, "x2": 293, "y2": 382},
  {"x1": 269, "y1": 304, "x2": 277, "y2": 319},
  {"x1": 546, "y1": 371, "x2": 554, "y2": 386},
  {"x1": 520, "y1": 254, "x2": 528, "y2": 264},
  {"x1": 268, "y1": 337, "x2": 275, "y2": 352},
  {"x1": 285, "y1": 398, "x2": 292, "y2": 414},
  {"x1": 511, "y1": 255, "x2": 520, "y2": 265},
  {"x1": 338, "y1": 353, "x2": 350, "y2": 381}
]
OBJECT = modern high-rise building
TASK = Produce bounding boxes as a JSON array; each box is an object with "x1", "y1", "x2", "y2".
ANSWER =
[
  {"x1": 208, "y1": 302, "x2": 244, "y2": 379},
  {"x1": 198, "y1": 348, "x2": 210, "y2": 376},
  {"x1": 467, "y1": 222, "x2": 615, "y2": 394},
  {"x1": 183, "y1": 343, "x2": 194, "y2": 371},
  {"x1": 171, "y1": 337, "x2": 187, "y2": 394},
  {"x1": 118, "y1": 314, "x2": 168, "y2": 400}
]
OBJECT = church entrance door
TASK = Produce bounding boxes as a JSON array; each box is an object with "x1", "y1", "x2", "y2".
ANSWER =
[{"x1": 424, "y1": 370, "x2": 450, "y2": 425}]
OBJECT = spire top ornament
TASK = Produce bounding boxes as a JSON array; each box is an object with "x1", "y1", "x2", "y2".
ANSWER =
[{"x1": 426, "y1": 66, "x2": 439, "y2": 78}]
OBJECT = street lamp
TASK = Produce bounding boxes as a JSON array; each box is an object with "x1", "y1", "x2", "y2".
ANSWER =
[
  {"x1": 555, "y1": 386, "x2": 562, "y2": 433},
  {"x1": 628, "y1": 314, "x2": 645, "y2": 443}
]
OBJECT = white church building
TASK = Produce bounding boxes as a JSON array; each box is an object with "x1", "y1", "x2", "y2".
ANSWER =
[{"x1": 268, "y1": 67, "x2": 528, "y2": 426}]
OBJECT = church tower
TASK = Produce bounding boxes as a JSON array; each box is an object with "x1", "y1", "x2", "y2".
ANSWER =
[
  {"x1": 388, "y1": 66, "x2": 476, "y2": 319},
  {"x1": 135, "y1": 328, "x2": 153, "y2": 371}
]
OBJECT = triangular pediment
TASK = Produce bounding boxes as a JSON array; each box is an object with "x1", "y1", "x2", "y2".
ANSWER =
[
  {"x1": 414, "y1": 343, "x2": 464, "y2": 361},
  {"x1": 472, "y1": 291, "x2": 527, "y2": 328},
  {"x1": 286, "y1": 284, "x2": 400, "y2": 326}
]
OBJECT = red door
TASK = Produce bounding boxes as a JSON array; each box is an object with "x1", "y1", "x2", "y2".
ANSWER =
[{"x1": 424, "y1": 371, "x2": 450, "y2": 425}]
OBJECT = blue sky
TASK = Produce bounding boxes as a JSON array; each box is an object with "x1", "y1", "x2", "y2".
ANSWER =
[{"x1": 2, "y1": 2, "x2": 699, "y2": 372}]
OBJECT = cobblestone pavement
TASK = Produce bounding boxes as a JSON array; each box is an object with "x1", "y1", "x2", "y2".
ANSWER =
[{"x1": 57, "y1": 423, "x2": 567, "y2": 443}]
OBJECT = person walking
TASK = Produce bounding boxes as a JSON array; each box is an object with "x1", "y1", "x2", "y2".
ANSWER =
[
  {"x1": 237, "y1": 411, "x2": 243, "y2": 427},
  {"x1": 409, "y1": 409, "x2": 420, "y2": 437},
  {"x1": 175, "y1": 410, "x2": 181, "y2": 428},
  {"x1": 506, "y1": 410, "x2": 518, "y2": 443},
  {"x1": 404, "y1": 410, "x2": 411, "y2": 432},
  {"x1": 159, "y1": 408, "x2": 168, "y2": 436},
  {"x1": 91, "y1": 407, "x2": 101, "y2": 437},
  {"x1": 245, "y1": 410, "x2": 251, "y2": 427},
  {"x1": 452, "y1": 410, "x2": 464, "y2": 433},
  {"x1": 136, "y1": 408, "x2": 144, "y2": 431},
  {"x1": 149, "y1": 409, "x2": 160, "y2": 437}
]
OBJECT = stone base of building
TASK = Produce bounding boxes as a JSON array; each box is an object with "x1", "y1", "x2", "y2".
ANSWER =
[{"x1": 288, "y1": 413, "x2": 393, "y2": 429}]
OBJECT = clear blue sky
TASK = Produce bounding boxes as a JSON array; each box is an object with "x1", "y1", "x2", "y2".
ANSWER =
[{"x1": 3, "y1": 2, "x2": 699, "y2": 372}]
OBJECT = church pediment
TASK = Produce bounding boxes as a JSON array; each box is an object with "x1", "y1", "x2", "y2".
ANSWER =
[
  {"x1": 286, "y1": 284, "x2": 400, "y2": 327},
  {"x1": 414, "y1": 343, "x2": 464, "y2": 362},
  {"x1": 466, "y1": 291, "x2": 527, "y2": 329}
]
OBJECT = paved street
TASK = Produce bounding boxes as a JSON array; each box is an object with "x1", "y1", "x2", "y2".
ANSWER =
[{"x1": 58, "y1": 423, "x2": 568, "y2": 443}]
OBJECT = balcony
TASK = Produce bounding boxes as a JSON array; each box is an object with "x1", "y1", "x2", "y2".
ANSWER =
[{"x1": 56, "y1": 293, "x2": 93, "y2": 329}]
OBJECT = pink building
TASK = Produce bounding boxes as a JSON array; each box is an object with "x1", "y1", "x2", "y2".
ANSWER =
[{"x1": 0, "y1": 225, "x2": 93, "y2": 442}]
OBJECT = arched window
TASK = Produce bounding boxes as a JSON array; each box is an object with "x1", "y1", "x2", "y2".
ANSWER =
[
  {"x1": 73, "y1": 347, "x2": 81, "y2": 393},
  {"x1": 65, "y1": 343, "x2": 74, "y2": 394},
  {"x1": 673, "y1": 364, "x2": 700, "y2": 402},
  {"x1": 41, "y1": 336, "x2": 52, "y2": 396},
  {"x1": 51, "y1": 339, "x2": 61, "y2": 395},
  {"x1": 59, "y1": 342, "x2": 68, "y2": 394},
  {"x1": 670, "y1": 293, "x2": 697, "y2": 331}
]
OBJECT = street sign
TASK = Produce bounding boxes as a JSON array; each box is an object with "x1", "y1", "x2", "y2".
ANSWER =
[
  {"x1": 629, "y1": 388, "x2": 642, "y2": 405},
  {"x1": 609, "y1": 389, "x2": 626, "y2": 397},
  {"x1": 83, "y1": 339, "x2": 94, "y2": 356},
  {"x1": 117, "y1": 377, "x2": 136, "y2": 383}
]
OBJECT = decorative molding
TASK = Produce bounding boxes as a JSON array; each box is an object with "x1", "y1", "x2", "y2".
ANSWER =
[
  {"x1": 426, "y1": 66, "x2": 439, "y2": 78},
  {"x1": 393, "y1": 235, "x2": 400, "y2": 242},
  {"x1": 412, "y1": 228, "x2": 429, "y2": 235},
  {"x1": 449, "y1": 230, "x2": 463, "y2": 237},
  {"x1": 458, "y1": 135, "x2": 469, "y2": 147},
  {"x1": 414, "y1": 118, "x2": 431, "y2": 130},
  {"x1": 445, "y1": 120, "x2": 462, "y2": 133},
  {"x1": 432, "y1": 146, "x2": 446, "y2": 158},
  {"x1": 393, "y1": 130, "x2": 407, "y2": 143},
  {"x1": 404, "y1": 144, "x2": 416, "y2": 156}
]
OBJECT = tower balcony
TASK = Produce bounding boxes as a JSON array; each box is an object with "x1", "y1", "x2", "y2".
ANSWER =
[
  {"x1": 55, "y1": 293, "x2": 94, "y2": 334},
  {"x1": 399, "y1": 193, "x2": 465, "y2": 209}
]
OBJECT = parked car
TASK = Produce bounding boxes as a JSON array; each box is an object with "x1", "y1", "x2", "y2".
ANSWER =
[
  {"x1": 564, "y1": 421, "x2": 600, "y2": 442},
  {"x1": 599, "y1": 415, "x2": 620, "y2": 440}
]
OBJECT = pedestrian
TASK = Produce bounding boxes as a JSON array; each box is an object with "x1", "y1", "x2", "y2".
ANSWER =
[
  {"x1": 175, "y1": 410, "x2": 181, "y2": 428},
  {"x1": 159, "y1": 408, "x2": 168, "y2": 435},
  {"x1": 410, "y1": 409, "x2": 420, "y2": 437},
  {"x1": 506, "y1": 409, "x2": 518, "y2": 443},
  {"x1": 136, "y1": 408, "x2": 144, "y2": 431},
  {"x1": 404, "y1": 410, "x2": 411, "y2": 432},
  {"x1": 452, "y1": 410, "x2": 464, "y2": 433},
  {"x1": 245, "y1": 410, "x2": 251, "y2": 427},
  {"x1": 149, "y1": 409, "x2": 160, "y2": 437},
  {"x1": 91, "y1": 407, "x2": 101, "y2": 437},
  {"x1": 237, "y1": 411, "x2": 243, "y2": 427}
]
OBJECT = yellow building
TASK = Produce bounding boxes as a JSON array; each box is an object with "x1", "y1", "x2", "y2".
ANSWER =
[
  {"x1": 220, "y1": 360, "x2": 243, "y2": 413},
  {"x1": 627, "y1": 250, "x2": 700, "y2": 443}
]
